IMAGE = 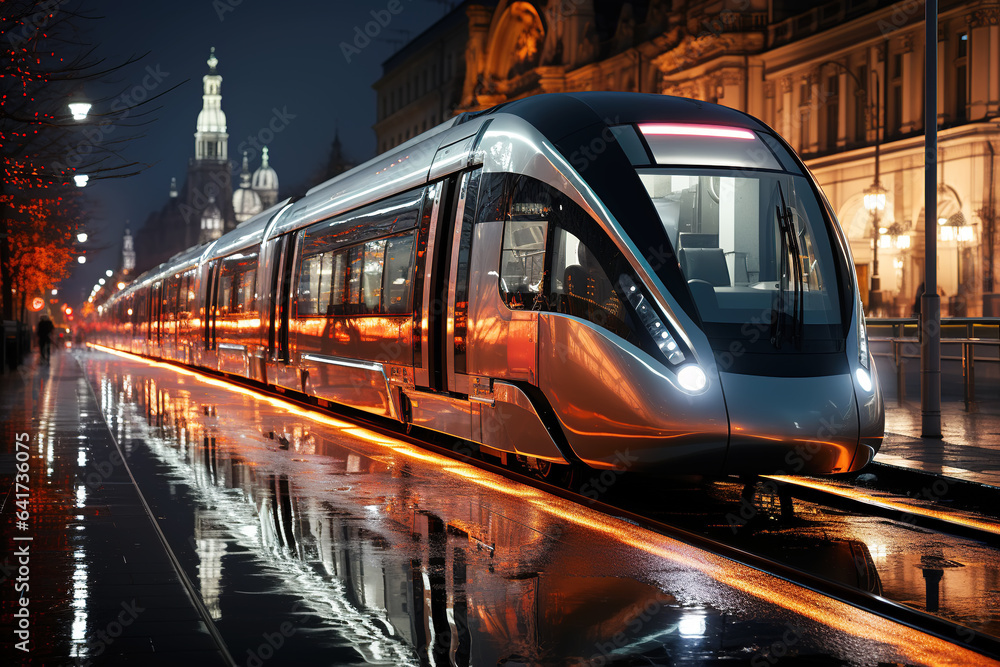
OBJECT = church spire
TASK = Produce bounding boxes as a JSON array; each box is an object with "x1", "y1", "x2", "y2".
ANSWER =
[
  {"x1": 240, "y1": 151, "x2": 252, "y2": 187},
  {"x1": 194, "y1": 46, "x2": 228, "y2": 162},
  {"x1": 122, "y1": 226, "x2": 135, "y2": 275}
]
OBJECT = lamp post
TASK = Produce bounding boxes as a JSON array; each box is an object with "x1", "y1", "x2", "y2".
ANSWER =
[{"x1": 865, "y1": 181, "x2": 887, "y2": 313}]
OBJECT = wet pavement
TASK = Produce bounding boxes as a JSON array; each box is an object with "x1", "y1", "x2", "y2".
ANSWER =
[
  {"x1": 2, "y1": 347, "x2": 999, "y2": 665},
  {"x1": 0, "y1": 350, "x2": 228, "y2": 665},
  {"x1": 877, "y1": 401, "x2": 1000, "y2": 486}
]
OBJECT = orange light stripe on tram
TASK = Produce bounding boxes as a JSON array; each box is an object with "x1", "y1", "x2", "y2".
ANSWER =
[
  {"x1": 88, "y1": 344, "x2": 996, "y2": 665},
  {"x1": 766, "y1": 475, "x2": 1000, "y2": 537}
]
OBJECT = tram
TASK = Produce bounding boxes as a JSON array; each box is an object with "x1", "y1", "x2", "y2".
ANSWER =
[{"x1": 95, "y1": 92, "x2": 884, "y2": 477}]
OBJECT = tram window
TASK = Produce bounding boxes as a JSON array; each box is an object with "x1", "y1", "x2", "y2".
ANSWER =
[
  {"x1": 361, "y1": 239, "x2": 386, "y2": 313},
  {"x1": 300, "y1": 188, "x2": 423, "y2": 255},
  {"x1": 329, "y1": 251, "x2": 348, "y2": 315},
  {"x1": 298, "y1": 232, "x2": 415, "y2": 318},
  {"x1": 178, "y1": 272, "x2": 189, "y2": 319},
  {"x1": 219, "y1": 252, "x2": 258, "y2": 315},
  {"x1": 382, "y1": 233, "x2": 415, "y2": 314},
  {"x1": 219, "y1": 273, "x2": 233, "y2": 315},
  {"x1": 298, "y1": 252, "x2": 325, "y2": 317},
  {"x1": 347, "y1": 245, "x2": 363, "y2": 312},
  {"x1": 164, "y1": 276, "x2": 179, "y2": 321},
  {"x1": 234, "y1": 268, "x2": 256, "y2": 313},
  {"x1": 499, "y1": 219, "x2": 548, "y2": 310},
  {"x1": 638, "y1": 170, "x2": 842, "y2": 325},
  {"x1": 498, "y1": 176, "x2": 635, "y2": 343},
  {"x1": 178, "y1": 269, "x2": 196, "y2": 320}
]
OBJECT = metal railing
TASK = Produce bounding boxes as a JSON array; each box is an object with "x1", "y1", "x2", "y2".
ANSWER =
[{"x1": 868, "y1": 318, "x2": 1000, "y2": 409}]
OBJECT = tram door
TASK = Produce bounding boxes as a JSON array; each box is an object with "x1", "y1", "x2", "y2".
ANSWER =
[
  {"x1": 418, "y1": 169, "x2": 481, "y2": 395},
  {"x1": 265, "y1": 232, "x2": 299, "y2": 391}
]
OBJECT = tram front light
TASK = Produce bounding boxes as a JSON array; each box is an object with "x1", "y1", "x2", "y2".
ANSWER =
[
  {"x1": 857, "y1": 294, "x2": 870, "y2": 369},
  {"x1": 619, "y1": 274, "x2": 687, "y2": 365},
  {"x1": 677, "y1": 365, "x2": 707, "y2": 394},
  {"x1": 855, "y1": 367, "x2": 873, "y2": 393}
]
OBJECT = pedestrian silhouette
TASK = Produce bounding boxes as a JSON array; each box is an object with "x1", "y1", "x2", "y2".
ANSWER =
[{"x1": 37, "y1": 316, "x2": 54, "y2": 363}]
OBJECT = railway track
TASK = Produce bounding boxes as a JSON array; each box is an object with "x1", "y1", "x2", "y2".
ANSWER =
[{"x1": 89, "y1": 343, "x2": 1000, "y2": 663}]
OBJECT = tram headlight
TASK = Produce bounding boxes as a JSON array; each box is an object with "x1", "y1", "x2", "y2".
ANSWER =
[
  {"x1": 855, "y1": 367, "x2": 873, "y2": 393},
  {"x1": 857, "y1": 294, "x2": 869, "y2": 369},
  {"x1": 677, "y1": 365, "x2": 707, "y2": 394},
  {"x1": 619, "y1": 275, "x2": 687, "y2": 365}
]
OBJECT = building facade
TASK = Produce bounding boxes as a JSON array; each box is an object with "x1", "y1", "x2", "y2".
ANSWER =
[
  {"x1": 375, "y1": 0, "x2": 1000, "y2": 315},
  {"x1": 373, "y1": 1, "x2": 498, "y2": 154}
]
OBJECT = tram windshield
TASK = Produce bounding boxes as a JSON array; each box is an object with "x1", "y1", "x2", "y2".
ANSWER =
[{"x1": 637, "y1": 169, "x2": 843, "y2": 333}]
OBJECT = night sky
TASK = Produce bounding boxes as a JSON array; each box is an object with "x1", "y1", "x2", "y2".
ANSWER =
[{"x1": 67, "y1": 0, "x2": 448, "y2": 304}]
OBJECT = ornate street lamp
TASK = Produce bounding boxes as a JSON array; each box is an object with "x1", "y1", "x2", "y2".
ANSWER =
[
  {"x1": 68, "y1": 91, "x2": 91, "y2": 121},
  {"x1": 864, "y1": 181, "x2": 887, "y2": 312}
]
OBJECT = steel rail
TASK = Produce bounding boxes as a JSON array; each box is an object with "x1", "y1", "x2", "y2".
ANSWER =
[{"x1": 765, "y1": 474, "x2": 1000, "y2": 546}]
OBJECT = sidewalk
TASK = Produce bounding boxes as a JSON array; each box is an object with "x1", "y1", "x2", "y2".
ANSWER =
[
  {"x1": 0, "y1": 349, "x2": 228, "y2": 664},
  {"x1": 876, "y1": 399, "x2": 1000, "y2": 488}
]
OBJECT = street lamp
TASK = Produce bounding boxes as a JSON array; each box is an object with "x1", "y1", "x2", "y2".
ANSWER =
[
  {"x1": 68, "y1": 92, "x2": 91, "y2": 121},
  {"x1": 73, "y1": 174, "x2": 89, "y2": 187},
  {"x1": 68, "y1": 102, "x2": 91, "y2": 120},
  {"x1": 76, "y1": 232, "x2": 88, "y2": 243},
  {"x1": 865, "y1": 181, "x2": 887, "y2": 312},
  {"x1": 105, "y1": 269, "x2": 113, "y2": 277}
]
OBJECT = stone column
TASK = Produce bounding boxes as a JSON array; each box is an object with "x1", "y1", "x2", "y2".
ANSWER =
[
  {"x1": 837, "y1": 70, "x2": 848, "y2": 148},
  {"x1": 967, "y1": 9, "x2": 1000, "y2": 119},
  {"x1": 901, "y1": 35, "x2": 916, "y2": 133},
  {"x1": 781, "y1": 77, "x2": 793, "y2": 144},
  {"x1": 969, "y1": 23, "x2": 990, "y2": 120},
  {"x1": 808, "y1": 72, "x2": 820, "y2": 154}
]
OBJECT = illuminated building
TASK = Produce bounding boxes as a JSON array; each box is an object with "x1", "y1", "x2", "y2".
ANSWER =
[{"x1": 375, "y1": 0, "x2": 1000, "y2": 315}]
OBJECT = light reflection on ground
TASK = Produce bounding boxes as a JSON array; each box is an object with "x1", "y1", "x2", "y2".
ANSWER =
[{"x1": 80, "y1": 347, "x2": 999, "y2": 665}]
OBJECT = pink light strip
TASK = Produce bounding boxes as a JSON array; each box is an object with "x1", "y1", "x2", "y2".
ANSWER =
[{"x1": 638, "y1": 123, "x2": 756, "y2": 141}]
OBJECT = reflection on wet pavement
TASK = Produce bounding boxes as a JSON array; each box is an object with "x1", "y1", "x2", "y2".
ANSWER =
[{"x1": 78, "y1": 348, "x2": 998, "y2": 665}]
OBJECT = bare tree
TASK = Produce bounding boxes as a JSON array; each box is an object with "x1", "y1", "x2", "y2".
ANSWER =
[{"x1": 0, "y1": 0, "x2": 185, "y2": 320}]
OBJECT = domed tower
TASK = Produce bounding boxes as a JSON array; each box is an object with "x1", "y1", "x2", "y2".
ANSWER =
[
  {"x1": 195, "y1": 47, "x2": 228, "y2": 162},
  {"x1": 121, "y1": 227, "x2": 135, "y2": 275},
  {"x1": 233, "y1": 151, "x2": 263, "y2": 224},
  {"x1": 185, "y1": 47, "x2": 235, "y2": 249},
  {"x1": 251, "y1": 146, "x2": 279, "y2": 208}
]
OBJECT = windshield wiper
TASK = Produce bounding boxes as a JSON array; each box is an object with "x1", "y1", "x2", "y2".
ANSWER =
[{"x1": 770, "y1": 182, "x2": 804, "y2": 348}]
